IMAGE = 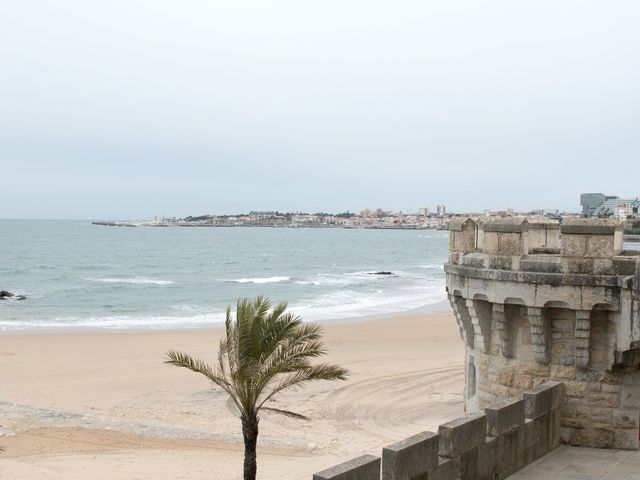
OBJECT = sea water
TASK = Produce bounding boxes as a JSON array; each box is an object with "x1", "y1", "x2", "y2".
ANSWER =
[{"x1": 0, "y1": 220, "x2": 448, "y2": 330}]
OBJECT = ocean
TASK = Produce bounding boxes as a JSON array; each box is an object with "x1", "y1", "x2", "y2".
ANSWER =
[{"x1": 0, "y1": 220, "x2": 448, "y2": 330}]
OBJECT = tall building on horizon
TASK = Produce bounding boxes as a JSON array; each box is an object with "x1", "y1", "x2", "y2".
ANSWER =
[{"x1": 580, "y1": 193, "x2": 608, "y2": 217}]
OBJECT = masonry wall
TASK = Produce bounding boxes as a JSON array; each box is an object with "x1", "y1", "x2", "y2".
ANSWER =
[
  {"x1": 445, "y1": 217, "x2": 640, "y2": 451},
  {"x1": 312, "y1": 382, "x2": 564, "y2": 480}
]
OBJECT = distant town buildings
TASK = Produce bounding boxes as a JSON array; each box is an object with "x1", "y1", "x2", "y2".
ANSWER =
[
  {"x1": 101, "y1": 199, "x2": 633, "y2": 230},
  {"x1": 580, "y1": 193, "x2": 639, "y2": 219}
]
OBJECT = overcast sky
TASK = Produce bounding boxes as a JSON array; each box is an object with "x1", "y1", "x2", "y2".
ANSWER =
[{"x1": 1, "y1": 1, "x2": 639, "y2": 219}]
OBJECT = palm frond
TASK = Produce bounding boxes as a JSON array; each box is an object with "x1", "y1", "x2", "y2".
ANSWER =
[
  {"x1": 165, "y1": 350, "x2": 245, "y2": 415},
  {"x1": 165, "y1": 297, "x2": 349, "y2": 421},
  {"x1": 257, "y1": 363, "x2": 349, "y2": 410}
]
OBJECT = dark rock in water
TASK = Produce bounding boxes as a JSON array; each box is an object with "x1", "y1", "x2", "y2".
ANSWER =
[
  {"x1": 369, "y1": 271, "x2": 394, "y2": 276},
  {"x1": 0, "y1": 291, "x2": 24, "y2": 300}
]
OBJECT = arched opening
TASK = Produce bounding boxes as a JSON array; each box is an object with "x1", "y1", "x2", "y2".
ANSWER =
[
  {"x1": 468, "y1": 355, "x2": 477, "y2": 398},
  {"x1": 472, "y1": 299, "x2": 493, "y2": 353}
]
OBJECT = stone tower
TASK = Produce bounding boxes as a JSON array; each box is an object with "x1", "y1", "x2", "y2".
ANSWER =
[{"x1": 446, "y1": 217, "x2": 640, "y2": 450}]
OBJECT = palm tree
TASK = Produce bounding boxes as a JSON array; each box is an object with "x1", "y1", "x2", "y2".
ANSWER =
[{"x1": 165, "y1": 297, "x2": 349, "y2": 480}]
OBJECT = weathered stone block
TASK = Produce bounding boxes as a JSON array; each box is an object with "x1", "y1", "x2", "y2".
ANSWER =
[
  {"x1": 593, "y1": 258, "x2": 614, "y2": 275},
  {"x1": 613, "y1": 408, "x2": 640, "y2": 429},
  {"x1": 532, "y1": 414, "x2": 550, "y2": 457},
  {"x1": 485, "y1": 398, "x2": 525, "y2": 436},
  {"x1": 561, "y1": 235, "x2": 586, "y2": 257},
  {"x1": 429, "y1": 457, "x2": 459, "y2": 480},
  {"x1": 586, "y1": 236, "x2": 614, "y2": 258},
  {"x1": 513, "y1": 374, "x2": 533, "y2": 390},
  {"x1": 613, "y1": 257, "x2": 638, "y2": 275},
  {"x1": 489, "y1": 255, "x2": 513, "y2": 270},
  {"x1": 497, "y1": 233, "x2": 523, "y2": 256},
  {"x1": 461, "y1": 253, "x2": 490, "y2": 269},
  {"x1": 481, "y1": 232, "x2": 499, "y2": 254},
  {"x1": 563, "y1": 416, "x2": 589, "y2": 429},
  {"x1": 496, "y1": 428, "x2": 520, "y2": 478},
  {"x1": 591, "y1": 427, "x2": 615, "y2": 448},
  {"x1": 551, "y1": 365, "x2": 575, "y2": 384},
  {"x1": 564, "y1": 381, "x2": 587, "y2": 398},
  {"x1": 382, "y1": 431, "x2": 439, "y2": 480},
  {"x1": 520, "y1": 255, "x2": 563, "y2": 273},
  {"x1": 477, "y1": 436, "x2": 497, "y2": 480},
  {"x1": 523, "y1": 381, "x2": 563, "y2": 419},
  {"x1": 438, "y1": 413, "x2": 487, "y2": 458},
  {"x1": 601, "y1": 383, "x2": 621, "y2": 394},
  {"x1": 576, "y1": 369, "x2": 600, "y2": 383},
  {"x1": 564, "y1": 257, "x2": 594, "y2": 274},
  {"x1": 459, "y1": 446, "x2": 479, "y2": 480},
  {"x1": 313, "y1": 455, "x2": 381, "y2": 480},
  {"x1": 498, "y1": 370, "x2": 513, "y2": 386},
  {"x1": 614, "y1": 428, "x2": 640, "y2": 450},
  {"x1": 588, "y1": 392, "x2": 619, "y2": 408},
  {"x1": 591, "y1": 408, "x2": 613, "y2": 424},
  {"x1": 561, "y1": 425, "x2": 592, "y2": 446},
  {"x1": 620, "y1": 385, "x2": 640, "y2": 408}
]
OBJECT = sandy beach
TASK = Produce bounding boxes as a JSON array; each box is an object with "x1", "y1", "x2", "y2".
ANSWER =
[{"x1": 0, "y1": 311, "x2": 464, "y2": 479}]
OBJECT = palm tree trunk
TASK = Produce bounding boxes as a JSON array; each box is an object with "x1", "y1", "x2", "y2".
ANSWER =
[{"x1": 241, "y1": 416, "x2": 259, "y2": 480}]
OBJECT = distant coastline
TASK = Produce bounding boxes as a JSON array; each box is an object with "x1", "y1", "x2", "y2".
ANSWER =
[
  {"x1": 91, "y1": 220, "x2": 447, "y2": 230},
  {"x1": 91, "y1": 211, "x2": 450, "y2": 230}
]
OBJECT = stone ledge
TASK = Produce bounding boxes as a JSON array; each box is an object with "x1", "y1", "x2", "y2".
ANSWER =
[
  {"x1": 313, "y1": 455, "x2": 381, "y2": 480},
  {"x1": 438, "y1": 413, "x2": 487, "y2": 458},
  {"x1": 382, "y1": 431, "x2": 439, "y2": 480},
  {"x1": 486, "y1": 398, "x2": 525, "y2": 436}
]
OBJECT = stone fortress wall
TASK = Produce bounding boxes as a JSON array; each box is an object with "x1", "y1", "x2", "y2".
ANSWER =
[
  {"x1": 313, "y1": 381, "x2": 564, "y2": 480},
  {"x1": 446, "y1": 217, "x2": 640, "y2": 450}
]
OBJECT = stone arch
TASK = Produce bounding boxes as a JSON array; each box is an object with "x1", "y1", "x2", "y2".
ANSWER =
[
  {"x1": 472, "y1": 293, "x2": 489, "y2": 302},
  {"x1": 504, "y1": 297, "x2": 526, "y2": 305},
  {"x1": 592, "y1": 303, "x2": 616, "y2": 311},
  {"x1": 543, "y1": 300, "x2": 571, "y2": 309}
]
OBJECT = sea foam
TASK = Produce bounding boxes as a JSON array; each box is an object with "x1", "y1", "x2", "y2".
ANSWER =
[
  {"x1": 86, "y1": 277, "x2": 175, "y2": 286},
  {"x1": 227, "y1": 276, "x2": 291, "y2": 284}
]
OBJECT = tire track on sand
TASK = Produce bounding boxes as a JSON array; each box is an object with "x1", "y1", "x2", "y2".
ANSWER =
[{"x1": 319, "y1": 365, "x2": 464, "y2": 441}]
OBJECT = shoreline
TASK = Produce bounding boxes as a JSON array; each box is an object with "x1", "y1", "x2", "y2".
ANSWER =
[{"x1": 0, "y1": 298, "x2": 450, "y2": 335}]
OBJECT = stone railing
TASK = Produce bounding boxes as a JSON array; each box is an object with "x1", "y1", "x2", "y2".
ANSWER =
[
  {"x1": 448, "y1": 217, "x2": 639, "y2": 276},
  {"x1": 312, "y1": 382, "x2": 564, "y2": 480}
]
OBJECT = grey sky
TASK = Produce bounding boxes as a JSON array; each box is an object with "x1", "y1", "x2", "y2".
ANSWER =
[{"x1": 1, "y1": 1, "x2": 639, "y2": 219}]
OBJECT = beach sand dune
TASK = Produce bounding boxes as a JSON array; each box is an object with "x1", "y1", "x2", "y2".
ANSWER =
[{"x1": 0, "y1": 312, "x2": 464, "y2": 479}]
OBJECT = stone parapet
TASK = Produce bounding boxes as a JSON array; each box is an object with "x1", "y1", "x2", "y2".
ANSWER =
[{"x1": 312, "y1": 382, "x2": 564, "y2": 480}]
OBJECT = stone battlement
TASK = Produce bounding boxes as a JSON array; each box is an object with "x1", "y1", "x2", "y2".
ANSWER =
[
  {"x1": 313, "y1": 382, "x2": 564, "y2": 480},
  {"x1": 446, "y1": 217, "x2": 640, "y2": 450}
]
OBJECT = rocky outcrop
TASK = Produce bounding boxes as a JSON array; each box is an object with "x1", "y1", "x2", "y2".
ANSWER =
[{"x1": 0, "y1": 291, "x2": 26, "y2": 300}]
